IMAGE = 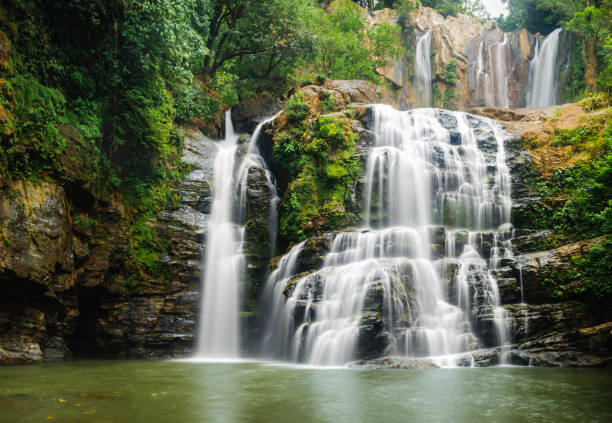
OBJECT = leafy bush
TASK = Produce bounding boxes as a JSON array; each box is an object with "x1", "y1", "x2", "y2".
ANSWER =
[
  {"x1": 321, "y1": 92, "x2": 335, "y2": 112},
  {"x1": 0, "y1": 75, "x2": 67, "y2": 178},
  {"x1": 442, "y1": 58, "x2": 458, "y2": 85},
  {"x1": 284, "y1": 95, "x2": 311, "y2": 124},
  {"x1": 275, "y1": 113, "x2": 362, "y2": 246},
  {"x1": 304, "y1": 0, "x2": 400, "y2": 84},
  {"x1": 579, "y1": 93, "x2": 612, "y2": 112},
  {"x1": 213, "y1": 71, "x2": 239, "y2": 108},
  {"x1": 513, "y1": 152, "x2": 612, "y2": 240},
  {"x1": 551, "y1": 126, "x2": 598, "y2": 148},
  {"x1": 273, "y1": 131, "x2": 304, "y2": 179}
]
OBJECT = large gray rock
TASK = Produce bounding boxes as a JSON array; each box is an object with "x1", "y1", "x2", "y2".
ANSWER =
[
  {"x1": 231, "y1": 94, "x2": 282, "y2": 134},
  {"x1": 349, "y1": 357, "x2": 440, "y2": 369}
]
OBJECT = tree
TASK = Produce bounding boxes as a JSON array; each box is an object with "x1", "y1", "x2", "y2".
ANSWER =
[
  {"x1": 201, "y1": 0, "x2": 317, "y2": 98},
  {"x1": 567, "y1": 1, "x2": 612, "y2": 92},
  {"x1": 307, "y1": 0, "x2": 401, "y2": 82},
  {"x1": 498, "y1": 0, "x2": 586, "y2": 34},
  {"x1": 420, "y1": 0, "x2": 466, "y2": 17}
]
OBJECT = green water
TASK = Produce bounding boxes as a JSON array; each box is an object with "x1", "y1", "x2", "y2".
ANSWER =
[{"x1": 0, "y1": 360, "x2": 611, "y2": 423}]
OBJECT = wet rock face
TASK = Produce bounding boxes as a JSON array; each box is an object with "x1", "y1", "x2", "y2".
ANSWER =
[
  {"x1": 465, "y1": 27, "x2": 537, "y2": 109},
  {"x1": 243, "y1": 166, "x2": 274, "y2": 349},
  {"x1": 114, "y1": 129, "x2": 218, "y2": 358},
  {"x1": 0, "y1": 127, "x2": 218, "y2": 364},
  {"x1": 231, "y1": 94, "x2": 282, "y2": 134},
  {"x1": 506, "y1": 305, "x2": 612, "y2": 367},
  {"x1": 294, "y1": 233, "x2": 335, "y2": 275},
  {"x1": 0, "y1": 181, "x2": 76, "y2": 364}
]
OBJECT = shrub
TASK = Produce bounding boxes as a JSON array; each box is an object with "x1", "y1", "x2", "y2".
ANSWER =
[{"x1": 579, "y1": 93, "x2": 612, "y2": 112}]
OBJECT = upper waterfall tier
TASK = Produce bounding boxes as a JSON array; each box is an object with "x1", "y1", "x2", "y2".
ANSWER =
[
  {"x1": 414, "y1": 30, "x2": 433, "y2": 108},
  {"x1": 374, "y1": 6, "x2": 574, "y2": 109},
  {"x1": 526, "y1": 28, "x2": 563, "y2": 108},
  {"x1": 262, "y1": 105, "x2": 514, "y2": 367}
]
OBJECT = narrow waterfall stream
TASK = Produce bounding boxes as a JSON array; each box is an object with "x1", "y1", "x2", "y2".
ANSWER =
[
  {"x1": 489, "y1": 34, "x2": 510, "y2": 109},
  {"x1": 197, "y1": 111, "x2": 242, "y2": 358},
  {"x1": 264, "y1": 105, "x2": 514, "y2": 367},
  {"x1": 526, "y1": 28, "x2": 562, "y2": 107},
  {"x1": 474, "y1": 35, "x2": 511, "y2": 108},
  {"x1": 197, "y1": 112, "x2": 279, "y2": 359},
  {"x1": 414, "y1": 30, "x2": 433, "y2": 108}
]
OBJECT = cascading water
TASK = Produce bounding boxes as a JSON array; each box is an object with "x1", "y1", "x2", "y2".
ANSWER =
[
  {"x1": 474, "y1": 34, "x2": 511, "y2": 108},
  {"x1": 490, "y1": 34, "x2": 511, "y2": 109},
  {"x1": 264, "y1": 105, "x2": 514, "y2": 366},
  {"x1": 235, "y1": 113, "x2": 282, "y2": 257},
  {"x1": 196, "y1": 112, "x2": 280, "y2": 358},
  {"x1": 526, "y1": 28, "x2": 562, "y2": 108},
  {"x1": 414, "y1": 30, "x2": 433, "y2": 108},
  {"x1": 197, "y1": 111, "x2": 242, "y2": 358}
]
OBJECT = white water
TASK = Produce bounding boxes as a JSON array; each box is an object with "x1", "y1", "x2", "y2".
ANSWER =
[
  {"x1": 474, "y1": 34, "x2": 511, "y2": 108},
  {"x1": 197, "y1": 112, "x2": 280, "y2": 358},
  {"x1": 197, "y1": 111, "x2": 242, "y2": 358},
  {"x1": 414, "y1": 30, "x2": 433, "y2": 107},
  {"x1": 235, "y1": 113, "x2": 282, "y2": 256},
  {"x1": 526, "y1": 28, "x2": 562, "y2": 108},
  {"x1": 264, "y1": 106, "x2": 513, "y2": 366}
]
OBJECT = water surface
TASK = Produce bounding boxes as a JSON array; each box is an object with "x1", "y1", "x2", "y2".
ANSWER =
[{"x1": 1, "y1": 361, "x2": 610, "y2": 422}]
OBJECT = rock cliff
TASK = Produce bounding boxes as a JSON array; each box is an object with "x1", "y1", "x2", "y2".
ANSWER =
[{"x1": 372, "y1": 6, "x2": 577, "y2": 110}]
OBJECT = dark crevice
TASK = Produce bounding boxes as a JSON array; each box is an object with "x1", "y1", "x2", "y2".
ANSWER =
[{"x1": 70, "y1": 286, "x2": 106, "y2": 358}]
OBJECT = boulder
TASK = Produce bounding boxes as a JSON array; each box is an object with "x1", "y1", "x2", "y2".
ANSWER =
[
  {"x1": 231, "y1": 94, "x2": 282, "y2": 134},
  {"x1": 349, "y1": 357, "x2": 440, "y2": 369}
]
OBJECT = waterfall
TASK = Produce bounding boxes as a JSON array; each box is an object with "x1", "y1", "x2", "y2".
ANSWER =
[
  {"x1": 235, "y1": 113, "x2": 282, "y2": 257},
  {"x1": 414, "y1": 30, "x2": 433, "y2": 107},
  {"x1": 526, "y1": 28, "x2": 562, "y2": 108},
  {"x1": 264, "y1": 106, "x2": 514, "y2": 366},
  {"x1": 196, "y1": 111, "x2": 242, "y2": 358},
  {"x1": 196, "y1": 111, "x2": 280, "y2": 359},
  {"x1": 490, "y1": 34, "x2": 510, "y2": 109},
  {"x1": 474, "y1": 34, "x2": 511, "y2": 108}
]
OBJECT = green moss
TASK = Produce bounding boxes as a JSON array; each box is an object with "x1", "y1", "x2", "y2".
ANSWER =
[
  {"x1": 560, "y1": 40, "x2": 586, "y2": 103},
  {"x1": 326, "y1": 163, "x2": 348, "y2": 179},
  {"x1": 0, "y1": 74, "x2": 67, "y2": 179},
  {"x1": 73, "y1": 214, "x2": 95, "y2": 231},
  {"x1": 275, "y1": 110, "x2": 362, "y2": 246},
  {"x1": 121, "y1": 275, "x2": 141, "y2": 297}
]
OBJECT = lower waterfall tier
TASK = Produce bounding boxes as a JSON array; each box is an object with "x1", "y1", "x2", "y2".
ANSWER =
[{"x1": 262, "y1": 226, "x2": 513, "y2": 366}]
